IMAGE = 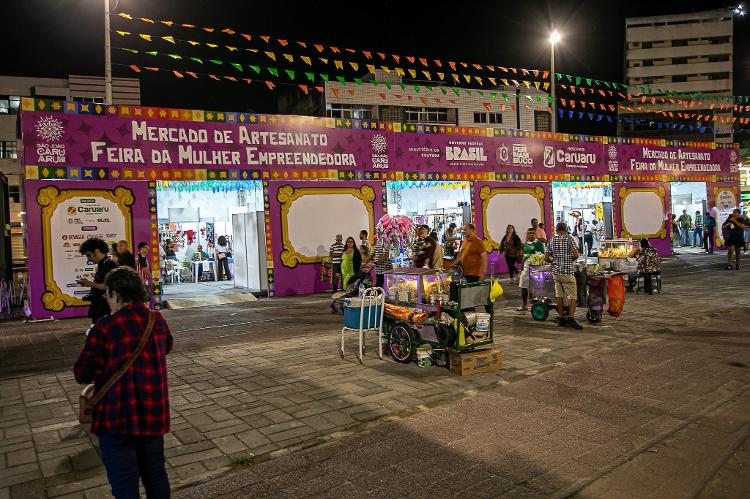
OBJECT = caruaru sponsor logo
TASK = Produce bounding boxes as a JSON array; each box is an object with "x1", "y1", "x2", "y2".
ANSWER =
[{"x1": 78, "y1": 206, "x2": 109, "y2": 213}]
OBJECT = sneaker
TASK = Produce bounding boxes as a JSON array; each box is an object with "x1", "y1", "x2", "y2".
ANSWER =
[
  {"x1": 567, "y1": 318, "x2": 583, "y2": 330},
  {"x1": 736, "y1": 265, "x2": 741, "y2": 270},
  {"x1": 557, "y1": 317, "x2": 568, "y2": 327},
  {"x1": 727, "y1": 265, "x2": 734, "y2": 270}
]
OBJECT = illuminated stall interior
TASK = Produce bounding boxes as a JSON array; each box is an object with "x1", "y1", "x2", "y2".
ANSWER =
[
  {"x1": 155, "y1": 180, "x2": 267, "y2": 297},
  {"x1": 552, "y1": 182, "x2": 614, "y2": 253},
  {"x1": 386, "y1": 181, "x2": 472, "y2": 245}
]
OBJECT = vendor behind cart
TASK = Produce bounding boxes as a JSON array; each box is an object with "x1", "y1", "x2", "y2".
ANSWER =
[
  {"x1": 411, "y1": 225, "x2": 436, "y2": 268},
  {"x1": 454, "y1": 223, "x2": 487, "y2": 283},
  {"x1": 517, "y1": 228, "x2": 546, "y2": 312},
  {"x1": 625, "y1": 238, "x2": 661, "y2": 294},
  {"x1": 545, "y1": 222, "x2": 583, "y2": 330}
]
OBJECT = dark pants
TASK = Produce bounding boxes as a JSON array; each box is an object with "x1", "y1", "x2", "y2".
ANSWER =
[
  {"x1": 332, "y1": 263, "x2": 342, "y2": 291},
  {"x1": 98, "y1": 434, "x2": 170, "y2": 499},
  {"x1": 465, "y1": 275, "x2": 480, "y2": 283},
  {"x1": 705, "y1": 230, "x2": 714, "y2": 253},
  {"x1": 375, "y1": 273, "x2": 385, "y2": 289},
  {"x1": 217, "y1": 258, "x2": 231, "y2": 280},
  {"x1": 504, "y1": 255, "x2": 518, "y2": 279},
  {"x1": 584, "y1": 233, "x2": 594, "y2": 256}
]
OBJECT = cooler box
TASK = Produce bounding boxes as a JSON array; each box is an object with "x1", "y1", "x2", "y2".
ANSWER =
[{"x1": 343, "y1": 298, "x2": 383, "y2": 329}]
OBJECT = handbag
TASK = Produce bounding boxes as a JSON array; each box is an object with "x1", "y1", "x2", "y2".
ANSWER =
[
  {"x1": 79, "y1": 310, "x2": 155, "y2": 424},
  {"x1": 217, "y1": 252, "x2": 227, "y2": 260}
]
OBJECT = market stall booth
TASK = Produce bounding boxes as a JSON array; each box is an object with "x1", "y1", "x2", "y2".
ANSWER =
[
  {"x1": 155, "y1": 180, "x2": 266, "y2": 294},
  {"x1": 18, "y1": 98, "x2": 739, "y2": 318}
]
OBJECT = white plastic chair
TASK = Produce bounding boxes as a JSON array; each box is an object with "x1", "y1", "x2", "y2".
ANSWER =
[{"x1": 340, "y1": 287, "x2": 385, "y2": 363}]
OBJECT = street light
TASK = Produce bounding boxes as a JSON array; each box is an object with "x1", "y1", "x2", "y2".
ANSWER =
[
  {"x1": 734, "y1": 4, "x2": 744, "y2": 15},
  {"x1": 549, "y1": 30, "x2": 561, "y2": 133}
]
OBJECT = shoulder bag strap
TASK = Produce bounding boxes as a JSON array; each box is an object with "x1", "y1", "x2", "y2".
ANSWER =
[{"x1": 88, "y1": 310, "x2": 156, "y2": 408}]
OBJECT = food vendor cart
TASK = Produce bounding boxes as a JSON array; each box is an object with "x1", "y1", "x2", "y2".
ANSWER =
[{"x1": 382, "y1": 267, "x2": 494, "y2": 364}]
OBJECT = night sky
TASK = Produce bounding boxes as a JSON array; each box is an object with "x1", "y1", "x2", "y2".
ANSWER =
[{"x1": 5, "y1": 0, "x2": 749, "y2": 136}]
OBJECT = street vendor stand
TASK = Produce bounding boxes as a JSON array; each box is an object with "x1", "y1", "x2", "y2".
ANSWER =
[{"x1": 381, "y1": 267, "x2": 494, "y2": 364}]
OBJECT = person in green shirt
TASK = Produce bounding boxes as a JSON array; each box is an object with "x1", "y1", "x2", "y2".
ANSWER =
[
  {"x1": 677, "y1": 210, "x2": 692, "y2": 247},
  {"x1": 516, "y1": 228, "x2": 546, "y2": 312},
  {"x1": 693, "y1": 210, "x2": 703, "y2": 247}
]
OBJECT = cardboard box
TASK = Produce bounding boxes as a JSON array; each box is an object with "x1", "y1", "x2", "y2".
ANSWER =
[{"x1": 448, "y1": 348, "x2": 503, "y2": 376}]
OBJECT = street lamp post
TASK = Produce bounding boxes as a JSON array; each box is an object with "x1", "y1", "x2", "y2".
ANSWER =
[
  {"x1": 104, "y1": 0, "x2": 112, "y2": 104},
  {"x1": 549, "y1": 30, "x2": 561, "y2": 133}
]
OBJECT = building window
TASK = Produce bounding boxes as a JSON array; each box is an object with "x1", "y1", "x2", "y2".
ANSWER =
[
  {"x1": 642, "y1": 42, "x2": 652, "y2": 49},
  {"x1": 403, "y1": 107, "x2": 449, "y2": 123},
  {"x1": 0, "y1": 141, "x2": 17, "y2": 159},
  {"x1": 672, "y1": 57, "x2": 688, "y2": 65},
  {"x1": 672, "y1": 39, "x2": 688, "y2": 47},
  {"x1": 72, "y1": 96, "x2": 105, "y2": 104},
  {"x1": 672, "y1": 75, "x2": 688, "y2": 82},
  {"x1": 643, "y1": 60, "x2": 653, "y2": 67},
  {"x1": 325, "y1": 103, "x2": 372, "y2": 120},
  {"x1": 8, "y1": 186, "x2": 19, "y2": 204},
  {"x1": 473, "y1": 112, "x2": 487, "y2": 123},
  {"x1": 0, "y1": 96, "x2": 20, "y2": 115},
  {"x1": 488, "y1": 113, "x2": 503, "y2": 124}
]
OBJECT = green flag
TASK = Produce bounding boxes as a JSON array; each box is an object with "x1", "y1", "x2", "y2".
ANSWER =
[
  {"x1": 285, "y1": 69, "x2": 295, "y2": 80},
  {"x1": 305, "y1": 72, "x2": 314, "y2": 82},
  {"x1": 399, "y1": 83, "x2": 407, "y2": 90},
  {"x1": 490, "y1": 92, "x2": 498, "y2": 99},
  {"x1": 268, "y1": 67, "x2": 279, "y2": 77},
  {"x1": 354, "y1": 78, "x2": 362, "y2": 85},
  {"x1": 556, "y1": 73, "x2": 562, "y2": 80},
  {"x1": 586, "y1": 78, "x2": 592, "y2": 86},
  {"x1": 209, "y1": 59, "x2": 223, "y2": 65},
  {"x1": 167, "y1": 54, "x2": 182, "y2": 60},
  {"x1": 190, "y1": 57, "x2": 204, "y2": 64},
  {"x1": 336, "y1": 76, "x2": 346, "y2": 85},
  {"x1": 413, "y1": 84, "x2": 420, "y2": 92},
  {"x1": 319, "y1": 74, "x2": 329, "y2": 82},
  {"x1": 384, "y1": 81, "x2": 392, "y2": 89},
  {"x1": 575, "y1": 76, "x2": 582, "y2": 86},
  {"x1": 440, "y1": 87, "x2": 448, "y2": 95},
  {"x1": 249, "y1": 65, "x2": 260, "y2": 74},
  {"x1": 453, "y1": 88, "x2": 460, "y2": 96},
  {"x1": 146, "y1": 51, "x2": 158, "y2": 56},
  {"x1": 121, "y1": 48, "x2": 138, "y2": 54},
  {"x1": 231, "y1": 63, "x2": 243, "y2": 72}
]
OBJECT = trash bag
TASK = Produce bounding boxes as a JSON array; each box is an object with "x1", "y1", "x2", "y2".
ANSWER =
[
  {"x1": 587, "y1": 276, "x2": 606, "y2": 314},
  {"x1": 607, "y1": 273, "x2": 625, "y2": 318},
  {"x1": 489, "y1": 279, "x2": 504, "y2": 302}
]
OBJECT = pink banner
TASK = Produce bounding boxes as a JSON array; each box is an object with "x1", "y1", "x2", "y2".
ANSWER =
[{"x1": 20, "y1": 110, "x2": 738, "y2": 178}]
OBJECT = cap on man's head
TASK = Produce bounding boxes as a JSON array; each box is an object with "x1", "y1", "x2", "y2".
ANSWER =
[{"x1": 336, "y1": 234, "x2": 343, "y2": 239}]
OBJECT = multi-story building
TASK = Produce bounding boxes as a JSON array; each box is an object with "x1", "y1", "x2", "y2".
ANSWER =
[
  {"x1": 620, "y1": 8, "x2": 734, "y2": 143},
  {"x1": 279, "y1": 70, "x2": 552, "y2": 132},
  {"x1": 0, "y1": 75, "x2": 140, "y2": 266}
]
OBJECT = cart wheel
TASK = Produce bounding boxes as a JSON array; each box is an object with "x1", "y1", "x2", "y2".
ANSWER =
[
  {"x1": 531, "y1": 302, "x2": 549, "y2": 321},
  {"x1": 586, "y1": 310, "x2": 602, "y2": 323},
  {"x1": 388, "y1": 324, "x2": 417, "y2": 363}
]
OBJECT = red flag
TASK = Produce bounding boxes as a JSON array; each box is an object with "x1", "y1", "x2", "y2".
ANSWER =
[
  {"x1": 265, "y1": 81, "x2": 275, "y2": 90},
  {"x1": 298, "y1": 84, "x2": 309, "y2": 94}
]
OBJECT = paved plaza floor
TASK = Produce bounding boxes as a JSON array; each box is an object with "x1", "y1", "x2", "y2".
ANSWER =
[{"x1": 0, "y1": 252, "x2": 748, "y2": 498}]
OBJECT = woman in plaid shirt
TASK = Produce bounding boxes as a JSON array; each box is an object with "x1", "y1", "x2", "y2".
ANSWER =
[{"x1": 75, "y1": 267, "x2": 173, "y2": 498}]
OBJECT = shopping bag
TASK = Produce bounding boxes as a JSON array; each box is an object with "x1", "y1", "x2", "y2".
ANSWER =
[
  {"x1": 319, "y1": 258, "x2": 333, "y2": 283},
  {"x1": 607, "y1": 274, "x2": 625, "y2": 318}
]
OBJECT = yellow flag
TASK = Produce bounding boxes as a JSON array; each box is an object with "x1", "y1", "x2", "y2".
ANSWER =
[
  {"x1": 422, "y1": 71, "x2": 431, "y2": 80},
  {"x1": 437, "y1": 72, "x2": 445, "y2": 80},
  {"x1": 408, "y1": 69, "x2": 416, "y2": 78},
  {"x1": 474, "y1": 76, "x2": 483, "y2": 85},
  {"x1": 187, "y1": 40, "x2": 200, "y2": 46},
  {"x1": 283, "y1": 54, "x2": 294, "y2": 62},
  {"x1": 463, "y1": 74, "x2": 471, "y2": 84},
  {"x1": 301, "y1": 56, "x2": 312, "y2": 65},
  {"x1": 488, "y1": 77, "x2": 496, "y2": 85},
  {"x1": 452, "y1": 74, "x2": 460, "y2": 82},
  {"x1": 264, "y1": 51, "x2": 276, "y2": 61},
  {"x1": 349, "y1": 62, "x2": 359, "y2": 71},
  {"x1": 381, "y1": 66, "x2": 391, "y2": 73},
  {"x1": 206, "y1": 43, "x2": 218, "y2": 48},
  {"x1": 334, "y1": 60, "x2": 344, "y2": 70},
  {"x1": 115, "y1": 31, "x2": 130, "y2": 37},
  {"x1": 161, "y1": 36, "x2": 175, "y2": 44},
  {"x1": 367, "y1": 64, "x2": 376, "y2": 74},
  {"x1": 138, "y1": 34, "x2": 152, "y2": 42},
  {"x1": 395, "y1": 67, "x2": 405, "y2": 76}
]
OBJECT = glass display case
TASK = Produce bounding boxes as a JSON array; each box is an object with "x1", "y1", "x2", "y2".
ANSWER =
[
  {"x1": 598, "y1": 239, "x2": 639, "y2": 272},
  {"x1": 384, "y1": 268, "x2": 452, "y2": 307}
]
